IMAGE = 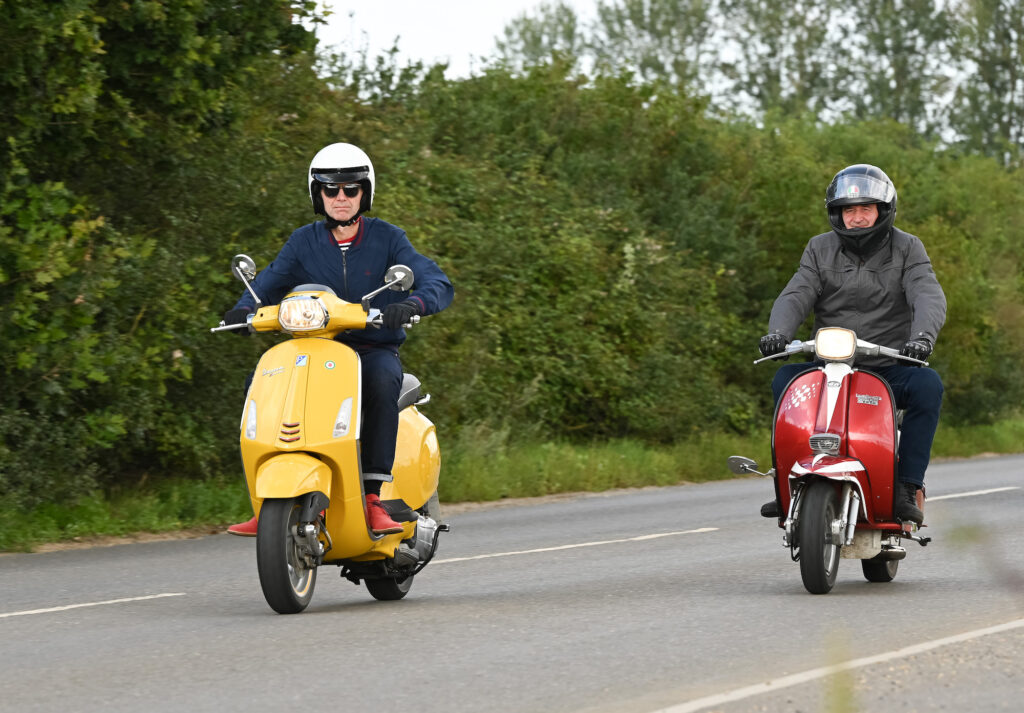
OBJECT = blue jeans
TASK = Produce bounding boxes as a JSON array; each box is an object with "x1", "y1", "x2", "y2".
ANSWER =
[{"x1": 771, "y1": 362, "x2": 943, "y2": 487}]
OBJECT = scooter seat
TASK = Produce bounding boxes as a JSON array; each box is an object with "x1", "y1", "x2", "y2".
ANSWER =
[{"x1": 397, "y1": 373, "x2": 422, "y2": 411}]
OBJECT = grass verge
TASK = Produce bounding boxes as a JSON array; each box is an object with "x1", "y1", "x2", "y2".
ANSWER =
[{"x1": 2, "y1": 419, "x2": 1021, "y2": 552}]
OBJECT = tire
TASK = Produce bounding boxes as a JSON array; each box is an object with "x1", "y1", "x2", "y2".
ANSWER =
[
  {"x1": 364, "y1": 575, "x2": 414, "y2": 601},
  {"x1": 798, "y1": 480, "x2": 842, "y2": 594},
  {"x1": 862, "y1": 556, "x2": 899, "y2": 583},
  {"x1": 256, "y1": 498, "x2": 317, "y2": 614}
]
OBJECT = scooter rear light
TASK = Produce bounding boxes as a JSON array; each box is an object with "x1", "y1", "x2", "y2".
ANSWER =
[{"x1": 809, "y1": 433, "x2": 840, "y2": 455}]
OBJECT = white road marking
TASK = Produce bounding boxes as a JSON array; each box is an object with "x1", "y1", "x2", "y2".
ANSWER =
[
  {"x1": 650, "y1": 617, "x2": 1024, "y2": 713},
  {"x1": 929, "y1": 486, "x2": 1019, "y2": 501},
  {"x1": 0, "y1": 593, "x2": 186, "y2": 619},
  {"x1": 432, "y1": 528, "x2": 718, "y2": 564}
]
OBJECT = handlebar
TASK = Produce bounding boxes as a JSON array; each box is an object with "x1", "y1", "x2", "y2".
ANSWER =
[
  {"x1": 210, "y1": 313, "x2": 421, "y2": 333},
  {"x1": 366, "y1": 312, "x2": 420, "y2": 329},
  {"x1": 210, "y1": 321, "x2": 248, "y2": 333},
  {"x1": 753, "y1": 339, "x2": 928, "y2": 366}
]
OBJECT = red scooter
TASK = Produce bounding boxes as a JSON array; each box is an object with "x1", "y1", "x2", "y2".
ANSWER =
[{"x1": 728, "y1": 327, "x2": 931, "y2": 594}]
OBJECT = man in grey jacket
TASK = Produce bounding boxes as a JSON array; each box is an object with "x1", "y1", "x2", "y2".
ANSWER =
[{"x1": 758, "y1": 164, "x2": 946, "y2": 525}]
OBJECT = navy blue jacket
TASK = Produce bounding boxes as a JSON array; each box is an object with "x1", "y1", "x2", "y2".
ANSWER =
[{"x1": 234, "y1": 218, "x2": 453, "y2": 349}]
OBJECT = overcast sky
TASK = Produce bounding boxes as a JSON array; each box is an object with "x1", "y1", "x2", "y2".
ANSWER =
[{"x1": 312, "y1": 0, "x2": 597, "y2": 77}]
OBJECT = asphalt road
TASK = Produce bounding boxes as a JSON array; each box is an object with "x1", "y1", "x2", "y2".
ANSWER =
[{"x1": 1, "y1": 455, "x2": 1021, "y2": 713}]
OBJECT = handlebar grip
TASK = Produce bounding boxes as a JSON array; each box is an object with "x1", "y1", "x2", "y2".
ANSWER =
[{"x1": 210, "y1": 322, "x2": 249, "y2": 333}]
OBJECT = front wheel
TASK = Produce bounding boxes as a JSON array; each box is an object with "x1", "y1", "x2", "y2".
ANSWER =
[
  {"x1": 256, "y1": 498, "x2": 317, "y2": 614},
  {"x1": 364, "y1": 575, "x2": 413, "y2": 601},
  {"x1": 798, "y1": 480, "x2": 842, "y2": 594},
  {"x1": 862, "y1": 556, "x2": 899, "y2": 583}
]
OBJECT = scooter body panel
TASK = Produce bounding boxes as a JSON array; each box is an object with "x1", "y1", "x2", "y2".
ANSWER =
[
  {"x1": 773, "y1": 367, "x2": 898, "y2": 525},
  {"x1": 845, "y1": 370, "x2": 898, "y2": 522},
  {"x1": 384, "y1": 406, "x2": 440, "y2": 510},
  {"x1": 240, "y1": 337, "x2": 416, "y2": 562}
]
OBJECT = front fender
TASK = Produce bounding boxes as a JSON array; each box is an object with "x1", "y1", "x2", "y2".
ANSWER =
[{"x1": 255, "y1": 453, "x2": 332, "y2": 499}]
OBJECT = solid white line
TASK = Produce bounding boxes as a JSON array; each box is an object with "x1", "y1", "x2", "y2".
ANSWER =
[
  {"x1": 650, "y1": 617, "x2": 1024, "y2": 713},
  {"x1": 929, "y1": 486, "x2": 1019, "y2": 501},
  {"x1": 432, "y1": 528, "x2": 718, "y2": 564},
  {"x1": 0, "y1": 593, "x2": 186, "y2": 619}
]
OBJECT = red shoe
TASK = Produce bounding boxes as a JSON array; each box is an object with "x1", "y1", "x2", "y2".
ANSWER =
[
  {"x1": 365, "y1": 494, "x2": 403, "y2": 535},
  {"x1": 227, "y1": 514, "x2": 258, "y2": 537}
]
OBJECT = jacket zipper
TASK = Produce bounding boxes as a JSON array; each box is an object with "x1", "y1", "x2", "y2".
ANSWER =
[{"x1": 341, "y1": 248, "x2": 349, "y2": 301}]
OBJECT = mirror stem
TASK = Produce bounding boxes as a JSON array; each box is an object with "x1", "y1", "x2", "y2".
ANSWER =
[
  {"x1": 235, "y1": 267, "x2": 263, "y2": 308},
  {"x1": 360, "y1": 279, "x2": 394, "y2": 311}
]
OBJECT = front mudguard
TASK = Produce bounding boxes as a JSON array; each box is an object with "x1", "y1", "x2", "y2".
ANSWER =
[{"x1": 255, "y1": 453, "x2": 332, "y2": 500}]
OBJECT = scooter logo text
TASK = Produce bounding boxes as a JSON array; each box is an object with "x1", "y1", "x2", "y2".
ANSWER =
[
  {"x1": 856, "y1": 394, "x2": 880, "y2": 406},
  {"x1": 262, "y1": 366, "x2": 284, "y2": 378}
]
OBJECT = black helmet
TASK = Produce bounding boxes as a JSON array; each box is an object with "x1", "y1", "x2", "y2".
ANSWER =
[{"x1": 825, "y1": 164, "x2": 897, "y2": 256}]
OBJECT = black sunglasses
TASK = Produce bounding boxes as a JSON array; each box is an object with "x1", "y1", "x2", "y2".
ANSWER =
[{"x1": 321, "y1": 182, "x2": 361, "y2": 198}]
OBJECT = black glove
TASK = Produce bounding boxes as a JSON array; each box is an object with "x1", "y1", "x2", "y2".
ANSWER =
[
  {"x1": 223, "y1": 308, "x2": 252, "y2": 336},
  {"x1": 759, "y1": 332, "x2": 787, "y2": 357},
  {"x1": 382, "y1": 299, "x2": 422, "y2": 329},
  {"x1": 900, "y1": 339, "x2": 932, "y2": 362}
]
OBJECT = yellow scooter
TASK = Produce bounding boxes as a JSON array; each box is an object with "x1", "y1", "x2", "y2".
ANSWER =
[{"x1": 212, "y1": 255, "x2": 446, "y2": 614}]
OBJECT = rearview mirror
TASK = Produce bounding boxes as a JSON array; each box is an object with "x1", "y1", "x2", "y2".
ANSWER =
[
  {"x1": 727, "y1": 455, "x2": 759, "y2": 475},
  {"x1": 232, "y1": 254, "x2": 257, "y2": 282},
  {"x1": 385, "y1": 264, "x2": 415, "y2": 292},
  {"x1": 231, "y1": 254, "x2": 262, "y2": 307}
]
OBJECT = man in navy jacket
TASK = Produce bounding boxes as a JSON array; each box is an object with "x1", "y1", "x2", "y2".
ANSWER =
[{"x1": 224, "y1": 143, "x2": 453, "y2": 535}]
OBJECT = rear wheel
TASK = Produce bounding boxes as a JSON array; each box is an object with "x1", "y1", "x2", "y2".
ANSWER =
[
  {"x1": 862, "y1": 556, "x2": 899, "y2": 582},
  {"x1": 256, "y1": 498, "x2": 317, "y2": 614},
  {"x1": 364, "y1": 575, "x2": 414, "y2": 601},
  {"x1": 798, "y1": 480, "x2": 842, "y2": 594}
]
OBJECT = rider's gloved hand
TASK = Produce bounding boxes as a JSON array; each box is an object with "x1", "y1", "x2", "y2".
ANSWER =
[
  {"x1": 223, "y1": 308, "x2": 252, "y2": 336},
  {"x1": 900, "y1": 338, "x2": 932, "y2": 362},
  {"x1": 382, "y1": 299, "x2": 422, "y2": 329},
  {"x1": 759, "y1": 332, "x2": 787, "y2": 357}
]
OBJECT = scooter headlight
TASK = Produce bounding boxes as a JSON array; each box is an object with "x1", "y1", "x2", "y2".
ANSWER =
[
  {"x1": 278, "y1": 295, "x2": 329, "y2": 331},
  {"x1": 815, "y1": 328, "x2": 856, "y2": 361},
  {"x1": 809, "y1": 433, "x2": 841, "y2": 455}
]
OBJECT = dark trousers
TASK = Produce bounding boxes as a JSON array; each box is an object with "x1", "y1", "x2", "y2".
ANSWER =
[
  {"x1": 771, "y1": 363, "x2": 944, "y2": 487},
  {"x1": 356, "y1": 347, "x2": 403, "y2": 479}
]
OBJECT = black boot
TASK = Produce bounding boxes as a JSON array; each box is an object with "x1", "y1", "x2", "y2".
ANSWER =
[
  {"x1": 894, "y1": 481, "x2": 924, "y2": 525},
  {"x1": 760, "y1": 500, "x2": 781, "y2": 518}
]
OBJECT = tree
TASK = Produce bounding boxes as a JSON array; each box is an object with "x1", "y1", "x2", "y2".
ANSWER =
[
  {"x1": 949, "y1": 0, "x2": 1024, "y2": 162},
  {"x1": 716, "y1": 0, "x2": 837, "y2": 117},
  {"x1": 841, "y1": 0, "x2": 956, "y2": 137}
]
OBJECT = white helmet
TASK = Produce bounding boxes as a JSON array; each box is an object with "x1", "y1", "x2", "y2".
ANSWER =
[{"x1": 308, "y1": 143, "x2": 375, "y2": 217}]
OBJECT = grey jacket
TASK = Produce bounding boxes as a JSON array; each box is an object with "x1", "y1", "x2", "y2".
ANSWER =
[{"x1": 769, "y1": 228, "x2": 946, "y2": 366}]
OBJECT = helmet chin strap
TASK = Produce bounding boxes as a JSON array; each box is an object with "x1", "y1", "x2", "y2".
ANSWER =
[
  {"x1": 836, "y1": 224, "x2": 890, "y2": 257},
  {"x1": 325, "y1": 212, "x2": 362, "y2": 229}
]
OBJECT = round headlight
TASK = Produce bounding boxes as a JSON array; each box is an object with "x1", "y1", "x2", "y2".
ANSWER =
[{"x1": 278, "y1": 295, "x2": 329, "y2": 331}]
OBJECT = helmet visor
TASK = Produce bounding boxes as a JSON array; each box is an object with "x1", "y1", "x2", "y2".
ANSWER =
[
  {"x1": 311, "y1": 166, "x2": 369, "y2": 185},
  {"x1": 827, "y1": 174, "x2": 895, "y2": 206}
]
